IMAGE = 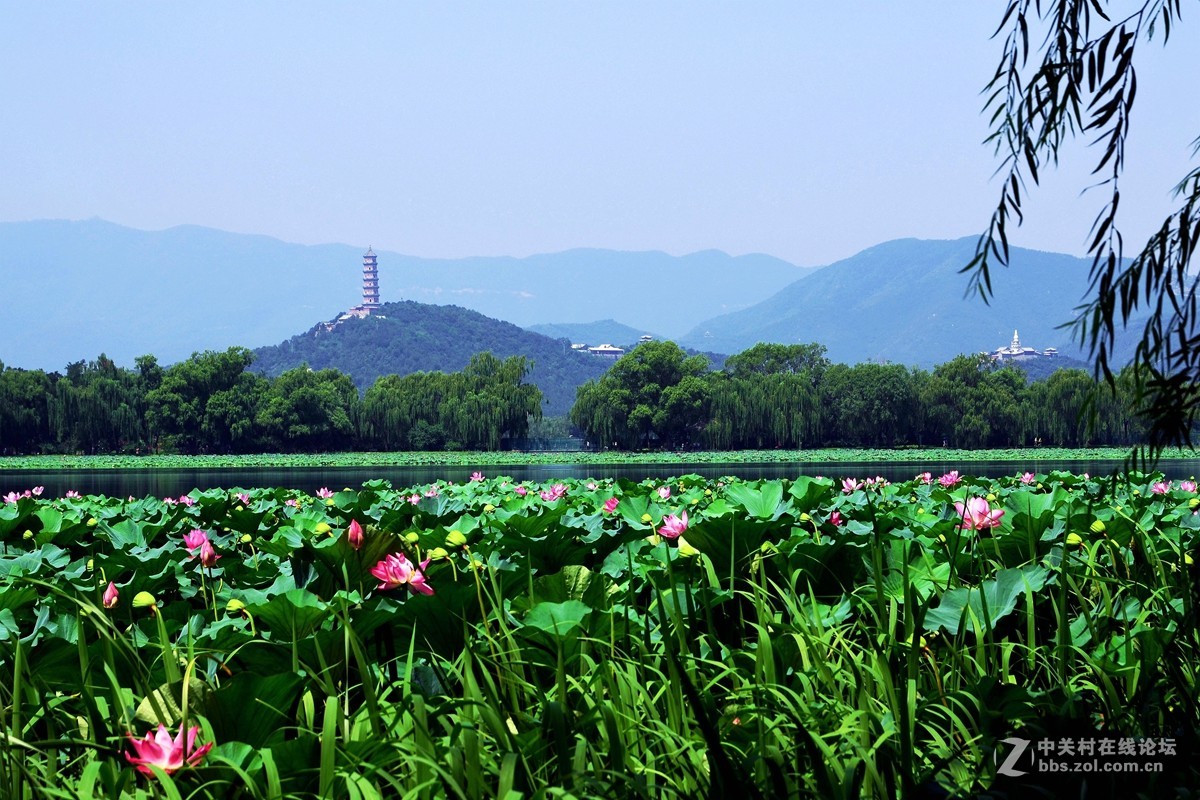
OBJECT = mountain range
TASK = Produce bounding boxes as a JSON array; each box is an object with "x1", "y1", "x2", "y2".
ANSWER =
[
  {"x1": 680, "y1": 236, "x2": 1135, "y2": 367},
  {"x1": 0, "y1": 219, "x2": 806, "y2": 372},
  {"x1": 0, "y1": 218, "x2": 1127, "y2": 380}
]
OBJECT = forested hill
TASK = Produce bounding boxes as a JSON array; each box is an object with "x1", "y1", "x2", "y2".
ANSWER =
[{"x1": 251, "y1": 301, "x2": 610, "y2": 415}]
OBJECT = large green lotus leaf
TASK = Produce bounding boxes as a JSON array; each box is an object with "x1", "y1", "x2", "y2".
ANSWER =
[
  {"x1": 616, "y1": 494, "x2": 652, "y2": 528},
  {"x1": 882, "y1": 553, "x2": 951, "y2": 603},
  {"x1": 923, "y1": 565, "x2": 1051, "y2": 636},
  {"x1": 0, "y1": 608, "x2": 19, "y2": 641},
  {"x1": 34, "y1": 507, "x2": 63, "y2": 535},
  {"x1": 135, "y1": 675, "x2": 212, "y2": 726},
  {"x1": 101, "y1": 519, "x2": 147, "y2": 550},
  {"x1": 724, "y1": 481, "x2": 785, "y2": 520},
  {"x1": 208, "y1": 671, "x2": 305, "y2": 749},
  {"x1": 257, "y1": 526, "x2": 305, "y2": 558},
  {"x1": 0, "y1": 543, "x2": 72, "y2": 578},
  {"x1": 526, "y1": 565, "x2": 616, "y2": 610},
  {"x1": 522, "y1": 599, "x2": 591, "y2": 637},
  {"x1": 0, "y1": 502, "x2": 28, "y2": 537},
  {"x1": 249, "y1": 589, "x2": 330, "y2": 641},
  {"x1": 788, "y1": 477, "x2": 833, "y2": 512},
  {"x1": 684, "y1": 517, "x2": 778, "y2": 576}
]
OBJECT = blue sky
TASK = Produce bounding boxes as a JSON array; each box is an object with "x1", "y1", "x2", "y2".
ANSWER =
[{"x1": 2, "y1": 3, "x2": 1196, "y2": 266}]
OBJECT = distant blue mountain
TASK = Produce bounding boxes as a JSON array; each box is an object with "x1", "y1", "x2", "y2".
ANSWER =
[
  {"x1": 526, "y1": 319, "x2": 659, "y2": 347},
  {"x1": 679, "y1": 237, "x2": 1138, "y2": 368},
  {"x1": 0, "y1": 219, "x2": 809, "y2": 371}
]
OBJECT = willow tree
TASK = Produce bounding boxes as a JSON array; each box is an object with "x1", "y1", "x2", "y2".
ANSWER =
[{"x1": 968, "y1": 1, "x2": 1200, "y2": 458}]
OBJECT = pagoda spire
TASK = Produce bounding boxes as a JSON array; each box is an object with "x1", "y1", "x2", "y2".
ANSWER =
[{"x1": 362, "y1": 247, "x2": 380, "y2": 310}]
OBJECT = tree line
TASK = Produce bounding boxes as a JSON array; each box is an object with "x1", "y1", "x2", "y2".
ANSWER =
[
  {"x1": 1, "y1": 340, "x2": 1153, "y2": 455},
  {"x1": 570, "y1": 341, "x2": 1149, "y2": 450},
  {"x1": 0, "y1": 349, "x2": 540, "y2": 454}
]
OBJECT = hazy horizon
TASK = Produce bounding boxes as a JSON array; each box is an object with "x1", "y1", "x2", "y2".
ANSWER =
[{"x1": 3, "y1": 4, "x2": 1197, "y2": 268}]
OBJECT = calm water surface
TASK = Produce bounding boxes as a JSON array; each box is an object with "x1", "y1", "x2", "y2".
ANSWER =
[{"x1": 4, "y1": 459, "x2": 1199, "y2": 498}]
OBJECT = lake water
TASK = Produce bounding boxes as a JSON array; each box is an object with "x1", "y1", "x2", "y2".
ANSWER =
[{"x1": 4, "y1": 459, "x2": 1198, "y2": 498}]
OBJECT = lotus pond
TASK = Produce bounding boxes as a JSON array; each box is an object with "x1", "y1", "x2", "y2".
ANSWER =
[{"x1": 1, "y1": 471, "x2": 1197, "y2": 798}]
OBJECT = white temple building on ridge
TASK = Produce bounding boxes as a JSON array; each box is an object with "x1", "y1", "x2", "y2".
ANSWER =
[{"x1": 990, "y1": 329, "x2": 1057, "y2": 361}]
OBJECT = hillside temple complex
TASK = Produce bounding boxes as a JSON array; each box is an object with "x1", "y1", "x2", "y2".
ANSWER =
[
  {"x1": 317, "y1": 248, "x2": 385, "y2": 334},
  {"x1": 990, "y1": 329, "x2": 1058, "y2": 362}
]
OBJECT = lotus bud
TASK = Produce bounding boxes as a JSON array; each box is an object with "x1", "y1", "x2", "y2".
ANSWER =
[
  {"x1": 445, "y1": 529, "x2": 468, "y2": 547},
  {"x1": 640, "y1": 513, "x2": 653, "y2": 524},
  {"x1": 22, "y1": 530, "x2": 33, "y2": 539},
  {"x1": 87, "y1": 517, "x2": 98, "y2": 527},
  {"x1": 1186, "y1": 553, "x2": 1195, "y2": 567},
  {"x1": 132, "y1": 591, "x2": 157, "y2": 609},
  {"x1": 346, "y1": 519, "x2": 364, "y2": 550},
  {"x1": 240, "y1": 533, "x2": 252, "y2": 544},
  {"x1": 226, "y1": 598, "x2": 247, "y2": 615},
  {"x1": 799, "y1": 512, "x2": 811, "y2": 522},
  {"x1": 427, "y1": 547, "x2": 450, "y2": 560},
  {"x1": 405, "y1": 532, "x2": 420, "y2": 543},
  {"x1": 86, "y1": 558, "x2": 94, "y2": 571},
  {"x1": 1089, "y1": 520, "x2": 1106, "y2": 534},
  {"x1": 1190, "y1": 498, "x2": 1199, "y2": 510},
  {"x1": 676, "y1": 537, "x2": 701, "y2": 557},
  {"x1": 1066, "y1": 532, "x2": 1084, "y2": 547},
  {"x1": 315, "y1": 522, "x2": 332, "y2": 535},
  {"x1": 102, "y1": 581, "x2": 119, "y2": 609},
  {"x1": 483, "y1": 503, "x2": 495, "y2": 513}
]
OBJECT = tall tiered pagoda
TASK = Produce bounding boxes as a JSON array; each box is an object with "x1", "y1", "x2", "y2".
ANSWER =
[{"x1": 361, "y1": 247, "x2": 381, "y2": 311}]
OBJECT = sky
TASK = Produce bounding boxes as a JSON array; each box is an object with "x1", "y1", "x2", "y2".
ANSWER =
[{"x1": 2, "y1": 2, "x2": 1197, "y2": 267}]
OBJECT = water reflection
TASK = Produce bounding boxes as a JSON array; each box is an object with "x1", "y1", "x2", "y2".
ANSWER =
[{"x1": 3, "y1": 459, "x2": 1198, "y2": 498}]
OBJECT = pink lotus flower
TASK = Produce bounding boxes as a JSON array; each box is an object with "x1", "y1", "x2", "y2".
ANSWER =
[
  {"x1": 939, "y1": 471, "x2": 961, "y2": 487},
  {"x1": 285, "y1": 498, "x2": 298, "y2": 507},
  {"x1": 236, "y1": 492, "x2": 251, "y2": 505},
  {"x1": 657, "y1": 486, "x2": 672, "y2": 500},
  {"x1": 31, "y1": 486, "x2": 43, "y2": 497},
  {"x1": 370, "y1": 553, "x2": 434, "y2": 595},
  {"x1": 177, "y1": 495, "x2": 195, "y2": 507},
  {"x1": 469, "y1": 471, "x2": 485, "y2": 482},
  {"x1": 198, "y1": 540, "x2": 221, "y2": 567},
  {"x1": 407, "y1": 493, "x2": 421, "y2": 505},
  {"x1": 916, "y1": 472, "x2": 932, "y2": 484},
  {"x1": 125, "y1": 723, "x2": 213, "y2": 777},
  {"x1": 346, "y1": 519, "x2": 364, "y2": 550},
  {"x1": 424, "y1": 486, "x2": 439, "y2": 498},
  {"x1": 1182, "y1": 480, "x2": 1197, "y2": 493},
  {"x1": 515, "y1": 486, "x2": 528, "y2": 496},
  {"x1": 65, "y1": 490, "x2": 81, "y2": 499},
  {"x1": 842, "y1": 478, "x2": 862, "y2": 493},
  {"x1": 954, "y1": 497, "x2": 1005, "y2": 531},
  {"x1": 315, "y1": 487, "x2": 334, "y2": 499},
  {"x1": 540, "y1": 483, "x2": 567, "y2": 502},
  {"x1": 1020, "y1": 472, "x2": 1036, "y2": 485},
  {"x1": 162, "y1": 497, "x2": 178, "y2": 506},
  {"x1": 2, "y1": 492, "x2": 19, "y2": 504},
  {"x1": 658, "y1": 511, "x2": 689, "y2": 539},
  {"x1": 586, "y1": 482, "x2": 598, "y2": 491},
  {"x1": 102, "y1": 581, "x2": 119, "y2": 609},
  {"x1": 1152, "y1": 481, "x2": 1171, "y2": 495},
  {"x1": 183, "y1": 529, "x2": 209, "y2": 551},
  {"x1": 603, "y1": 497, "x2": 619, "y2": 514},
  {"x1": 829, "y1": 511, "x2": 843, "y2": 526}
]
